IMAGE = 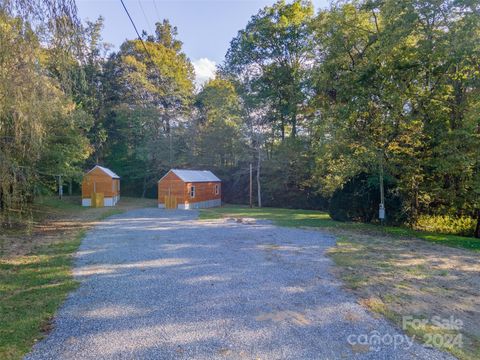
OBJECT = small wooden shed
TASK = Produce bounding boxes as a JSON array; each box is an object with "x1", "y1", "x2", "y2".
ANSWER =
[
  {"x1": 81, "y1": 165, "x2": 120, "y2": 207},
  {"x1": 158, "y1": 169, "x2": 221, "y2": 209}
]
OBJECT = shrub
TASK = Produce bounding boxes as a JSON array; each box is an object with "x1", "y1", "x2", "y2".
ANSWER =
[{"x1": 414, "y1": 215, "x2": 476, "y2": 237}]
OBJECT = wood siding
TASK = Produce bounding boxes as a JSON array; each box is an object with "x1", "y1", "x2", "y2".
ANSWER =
[
  {"x1": 82, "y1": 167, "x2": 120, "y2": 198},
  {"x1": 185, "y1": 182, "x2": 221, "y2": 205},
  {"x1": 158, "y1": 172, "x2": 221, "y2": 206},
  {"x1": 158, "y1": 171, "x2": 186, "y2": 205}
]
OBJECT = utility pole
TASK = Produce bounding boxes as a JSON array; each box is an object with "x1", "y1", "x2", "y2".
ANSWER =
[
  {"x1": 169, "y1": 127, "x2": 173, "y2": 165},
  {"x1": 379, "y1": 151, "x2": 385, "y2": 224},
  {"x1": 58, "y1": 175, "x2": 63, "y2": 200},
  {"x1": 257, "y1": 147, "x2": 262, "y2": 208},
  {"x1": 249, "y1": 163, "x2": 253, "y2": 208}
]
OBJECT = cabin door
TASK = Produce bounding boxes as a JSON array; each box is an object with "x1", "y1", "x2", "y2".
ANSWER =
[{"x1": 164, "y1": 187, "x2": 177, "y2": 209}]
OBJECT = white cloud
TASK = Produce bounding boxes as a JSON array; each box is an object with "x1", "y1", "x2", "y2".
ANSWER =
[{"x1": 192, "y1": 58, "x2": 216, "y2": 87}]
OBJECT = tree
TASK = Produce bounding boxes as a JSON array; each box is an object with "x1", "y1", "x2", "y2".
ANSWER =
[
  {"x1": 221, "y1": 0, "x2": 319, "y2": 207},
  {"x1": 0, "y1": 7, "x2": 91, "y2": 223},
  {"x1": 194, "y1": 78, "x2": 246, "y2": 168},
  {"x1": 312, "y1": 0, "x2": 480, "y2": 233},
  {"x1": 224, "y1": 0, "x2": 316, "y2": 140},
  {"x1": 100, "y1": 20, "x2": 195, "y2": 196}
]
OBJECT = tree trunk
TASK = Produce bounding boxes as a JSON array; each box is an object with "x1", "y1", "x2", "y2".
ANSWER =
[
  {"x1": 249, "y1": 163, "x2": 253, "y2": 208},
  {"x1": 475, "y1": 209, "x2": 480, "y2": 239},
  {"x1": 291, "y1": 112, "x2": 297, "y2": 138},
  {"x1": 169, "y1": 129, "x2": 173, "y2": 166},
  {"x1": 142, "y1": 175, "x2": 147, "y2": 198},
  {"x1": 280, "y1": 118, "x2": 285, "y2": 141},
  {"x1": 69, "y1": 179, "x2": 73, "y2": 196},
  {"x1": 165, "y1": 115, "x2": 173, "y2": 166},
  {"x1": 58, "y1": 175, "x2": 63, "y2": 199},
  {"x1": 256, "y1": 146, "x2": 262, "y2": 208}
]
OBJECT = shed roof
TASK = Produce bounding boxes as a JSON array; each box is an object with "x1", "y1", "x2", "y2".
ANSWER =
[
  {"x1": 87, "y1": 165, "x2": 120, "y2": 179},
  {"x1": 160, "y1": 169, "x2": 221, "y2": 183}
]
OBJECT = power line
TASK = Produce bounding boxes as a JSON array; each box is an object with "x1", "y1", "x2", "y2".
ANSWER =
[
  {"x1": 153, "y1": 0, "x2": 161, "y2": 23},
  {"x1": 138, "y1": 0, "x2": 153, "y2": 35},
  {"x1": 119, "y1": 0, "x2": 155, "y2": 63}
]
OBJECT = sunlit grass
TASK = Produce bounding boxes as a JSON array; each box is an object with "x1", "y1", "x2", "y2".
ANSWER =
[
  {"x1": 199, "y1": 205, "x2": 334, "y2": 225},
  {"x1": 0, "y1": 232, "x2": 82, "y2": 359},
  {"x1": 329, "y1": 235, "x2": 480, "y2": 360},
  {"x1": 199, "y1": 204, "x2": 480, "y2": 251}
]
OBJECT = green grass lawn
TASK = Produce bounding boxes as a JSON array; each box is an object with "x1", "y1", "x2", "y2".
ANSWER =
[
  {"x1": 0, "y1": 233, "x2": 82, "y2": 359},
  {"x1": 199, "y1": 204, "x2": 480, "y2": 251},
  {"x1": 0, "y1": 196, "x2": 155, "y2": 360}
]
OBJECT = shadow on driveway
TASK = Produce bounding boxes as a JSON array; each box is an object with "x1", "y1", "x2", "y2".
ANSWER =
[{"x1": 25, "y1": 208, "x2": 454, "y2": 360}]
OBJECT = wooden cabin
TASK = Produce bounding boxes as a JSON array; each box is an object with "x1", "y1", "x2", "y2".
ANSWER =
[
  {"x1": 158, "y1": 169, "x2": 221, "y2": 209},
  {"x1": 81, "y1": 165, "x2": 120, "y2": 207}
]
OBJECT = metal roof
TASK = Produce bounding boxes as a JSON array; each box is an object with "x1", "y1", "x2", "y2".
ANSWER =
[
  {"x1": 88, "y1": 165, "x2": 120, "y2": 179},
  {"x1": 160, "y1": 169, "x2": 221, "y2": 183}
]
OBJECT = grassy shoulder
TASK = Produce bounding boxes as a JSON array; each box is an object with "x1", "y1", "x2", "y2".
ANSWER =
[
  {"x1": 200, "y1": 204, "x2": 480, "y2": 360},
  {"x1": 0, "y1": 196, "x2": 155, "y2": 360},
  {"x1": 199, "y1": 205, "x2": 480, "y2": 251},
  {"x1": 327, "y1": 233, "x2": 480, "y2": 360},
  {"x1": 0, "y1": 232, "x2": 82, "y2": 359}
]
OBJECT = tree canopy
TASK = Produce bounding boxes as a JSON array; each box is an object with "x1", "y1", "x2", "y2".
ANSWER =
[{"x1": 1, "y1": 0, "x2": 479, "y2": 237}]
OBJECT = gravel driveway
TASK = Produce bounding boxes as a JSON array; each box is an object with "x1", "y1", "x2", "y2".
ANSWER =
[{"x1": 25, "y1": 208, "x2": 454, "y2": 360}]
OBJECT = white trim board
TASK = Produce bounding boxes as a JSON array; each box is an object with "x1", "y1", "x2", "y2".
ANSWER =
[{"x1": 82, "y1": 196, "x2": 120, "y2": 207}]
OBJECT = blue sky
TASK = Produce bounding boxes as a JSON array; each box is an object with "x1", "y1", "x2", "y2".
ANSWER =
[{"x1": 77, "y1": 0, "x2": 328, "y2": 84}]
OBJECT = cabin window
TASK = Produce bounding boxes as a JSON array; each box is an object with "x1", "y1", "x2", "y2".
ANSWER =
[
  {"x1": 190, "y1": 185, "x2": 196, "y2": 198},
  {"x1": 214, "y1": 184, "x2": 219, "y2": 195}
]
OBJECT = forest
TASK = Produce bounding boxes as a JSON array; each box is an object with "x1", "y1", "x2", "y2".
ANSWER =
[{"x1": 1, "y1": 0, "x2": 479, "y2": 237}]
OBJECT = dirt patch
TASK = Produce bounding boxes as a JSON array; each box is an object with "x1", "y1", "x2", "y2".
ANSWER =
[
  {"x1": 0, "y1": 197, "x2": 156, "y2": 258},
  {"x1": 327, "y1": 229, "x2": 480, "y2": 360},
  {"x1": 225, "y1": 217, "x2": 264, "y2": 225}
]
